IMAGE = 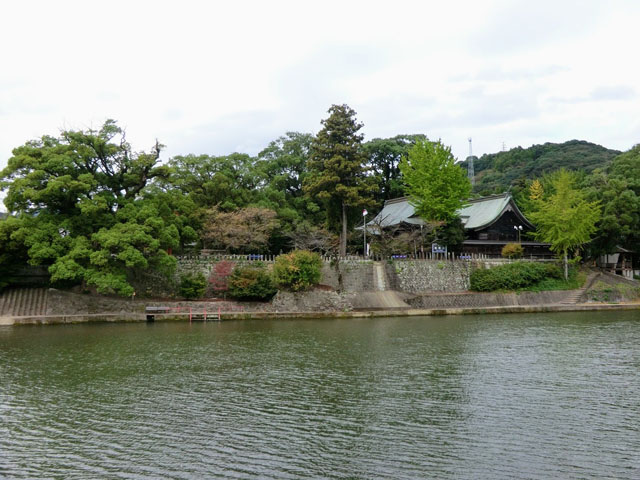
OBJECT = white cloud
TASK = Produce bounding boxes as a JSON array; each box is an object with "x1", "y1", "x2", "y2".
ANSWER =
[{"x1": 2, "y1": 0, "x2": 640, "y2": 209}]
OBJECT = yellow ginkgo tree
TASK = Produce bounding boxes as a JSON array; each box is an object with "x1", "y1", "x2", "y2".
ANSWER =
[{"x1": 528, "y1": 170, "x2": 601, "y2": 280}]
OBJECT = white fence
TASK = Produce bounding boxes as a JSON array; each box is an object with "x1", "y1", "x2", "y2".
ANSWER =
[{"x1": 176, "y1": 251, "x2": 555, "y2": 264}]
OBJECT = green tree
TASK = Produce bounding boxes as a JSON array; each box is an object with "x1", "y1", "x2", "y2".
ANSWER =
[
  {"x1": 0, "y1": 120, "x2": 182, "y2": 296},
  {"x1": 399, "y1": 140, "x2": 471, "y2": 224},
  {"x1": 529, "y1": 170, "x2": 601, "y2": 279},
  {"x1": 304, "y1": 104, "x2": 375, "y2": 256},
  {"x1": 166, "y1": 153, "x2": 259, "y2": 210},
  {"x1": 254, "y1": 132, "x2": 322, "y2": 251},
  {"x1": 583, "y1": 145, "x2": 640, "y2": 255},
  {"x1": 363, "y1": 134, "x2": 427, "y2": 202}
]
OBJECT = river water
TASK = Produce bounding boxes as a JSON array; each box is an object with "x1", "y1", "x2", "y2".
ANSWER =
[{"x1": 1, "y1": 311, "x2": 639, "y2": 479}]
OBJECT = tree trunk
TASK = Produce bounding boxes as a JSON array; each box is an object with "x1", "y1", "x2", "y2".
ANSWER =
[
  {"x1": 340, "y1": 202, "x2": 347, "y2": 257},
  {"x1": 563, "y1": 251, "x2": 568, "y2": 281}
]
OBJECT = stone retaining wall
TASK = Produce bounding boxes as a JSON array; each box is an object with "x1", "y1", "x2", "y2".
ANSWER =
[
  {"x1": 388, "y1": 260, "x2": 474, "y2": 293},
  {"x1": 408, "y1": 290, "x2": 573, "y2": 309},
  {"x1": 272, "y1": 290, "x2": 356, "y2": 312},
  {"x1": 46, "y1": 289, "x2": 144, "y2": 315},
  {"x1": 319, "y1": 261, "x2": 375, "y2": 292}
]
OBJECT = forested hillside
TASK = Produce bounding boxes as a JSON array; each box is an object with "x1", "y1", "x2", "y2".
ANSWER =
[{"x1": 460, "y1": 140, "x2": 620, "y2": 195}]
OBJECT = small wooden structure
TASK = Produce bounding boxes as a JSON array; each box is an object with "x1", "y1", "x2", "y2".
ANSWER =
[{"x1": 597, "y1": 246, "x2": 635, "y2": 279}]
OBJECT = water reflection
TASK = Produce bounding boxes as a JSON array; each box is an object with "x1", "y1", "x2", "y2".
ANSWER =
[{"x1": 1, "y1": 311, "x2": 639, "y2": 479}]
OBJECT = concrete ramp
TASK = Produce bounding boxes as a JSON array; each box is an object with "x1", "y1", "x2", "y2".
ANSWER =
[
  {"x1": 373, "y1": 262, "x2": 387, "y2": 291},
  {"x1": 352, "y1": 291, "x2": 411, "y2": 310}
]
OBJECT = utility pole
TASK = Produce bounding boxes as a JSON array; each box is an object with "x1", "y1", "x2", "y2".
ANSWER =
[{"x1": 363, "y1": 209, "x2": 368, "y2": 258}]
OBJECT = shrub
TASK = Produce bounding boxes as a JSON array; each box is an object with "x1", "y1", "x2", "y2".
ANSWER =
[
  {"x1": 273, "y1": 250, "x2": 322, "y2": 291},
  {"x1": 227, "y1": 262, "x2": 277, "y2": 300},
  {"x1": 470, "y1": 261, "x2": 562, "y2": 292},
  {"x1": 208, "y1": 260, "x2": 234, "y2": 294},
  {"x1": 179, "y1": 272, "x2": 207, "y2": 299},
  {"x1": 501, "y1": 243, "x2": 524, "y2": 259}
]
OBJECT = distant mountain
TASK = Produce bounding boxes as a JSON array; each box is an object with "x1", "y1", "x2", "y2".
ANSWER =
[{"x1": 460, "y1": 140, "x2": 621, "y2": 195}]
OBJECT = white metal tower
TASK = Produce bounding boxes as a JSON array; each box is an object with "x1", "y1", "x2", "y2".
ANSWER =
[{"x1": 467, "y1": 138, "x2": 475, "y2": 186}]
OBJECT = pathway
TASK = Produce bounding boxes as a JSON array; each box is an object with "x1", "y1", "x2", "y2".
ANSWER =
[{"x1": 560, "y1": 272, "x2": 600, "y2": 305}]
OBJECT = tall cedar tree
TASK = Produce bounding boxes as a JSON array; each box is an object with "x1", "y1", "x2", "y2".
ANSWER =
[{"x1": 304, "y1": 105, "x2": 374, "y2": 256}]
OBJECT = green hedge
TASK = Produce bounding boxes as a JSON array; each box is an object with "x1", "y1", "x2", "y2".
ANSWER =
[
  {"x1": 228, "y1": 262, "x2": 277, "y2": 301},
  {"x1": 470, "y1": 262, "x2": 563, "y2": 292}
]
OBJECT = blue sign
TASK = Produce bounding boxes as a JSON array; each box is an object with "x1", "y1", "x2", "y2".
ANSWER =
[{"x1": 432, "y1": 244, "x2": 447, "y2": 254}]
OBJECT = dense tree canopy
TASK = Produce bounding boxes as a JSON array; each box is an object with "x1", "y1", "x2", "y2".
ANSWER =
[
  {"x1": 582, "y1": 145, "x2": 640, "y2": 255},
  {"x1": 363, "y1": 134, "x2": 427, "y2": 203},
  {"x1": 0, "y1": 121, "x2": 182, "y2": 295},
  {"x1": 166, "y1": 152, "x2": 259, "y2": 210},
  {"x1": 0, "y1": 113, "x2": 636, "y2": 296}
]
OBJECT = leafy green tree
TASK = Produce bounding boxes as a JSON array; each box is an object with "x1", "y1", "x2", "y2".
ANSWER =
[
  {"x1": 399, "y1": 140, "x2": 471, "y2": 224},
  {"x1": 529, "y1": 170, "x2": 601, "y2": 279},
  {"x1": 166, "y1": 153, "x2": 259, "y2": 210},
  {"x1": 254, "y1": 132, "x2": 322, "y2": 251},
  {"x1": 583, "y1": 145, "x2": 640, "y2": 255},
  {"x1": 304, "y1": 104, "x2": 375, "y2": 256},
  {"x1": 363, "y1": 134, "x2": 427, "y2": 202},
  {"x1": 0, "y1": 120, "x2": 182, "y2": 296},
  {"x1": 0, "y1": 215, "x2": 29, "y2": 291}
]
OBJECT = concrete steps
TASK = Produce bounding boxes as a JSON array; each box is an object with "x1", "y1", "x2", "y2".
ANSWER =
[
  {"x1": 0, "y1": 288, "x2": 49, "y2": 317},
  {"x1": 560, "y1": 272, "x2": 600, "y2": 305}
]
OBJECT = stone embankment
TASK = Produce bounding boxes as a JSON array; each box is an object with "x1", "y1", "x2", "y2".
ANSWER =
[{"x1": 2, "y1": 260, "x2": 639, "y2": 326}]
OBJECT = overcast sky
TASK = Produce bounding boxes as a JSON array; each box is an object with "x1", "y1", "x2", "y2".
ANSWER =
[{"x1": 1, "y1": 0, "x2": 639, "y2": 204}]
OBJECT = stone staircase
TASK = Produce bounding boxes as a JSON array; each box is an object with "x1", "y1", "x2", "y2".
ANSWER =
[
  {"x1": 0, "y1": 288, "x2": 49, "y2": 317},
  {"x1": 560, "y1": 272, "x2": 600, "y2": 305}
]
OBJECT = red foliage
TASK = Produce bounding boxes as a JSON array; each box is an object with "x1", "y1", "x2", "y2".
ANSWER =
[{"x1": 209, "y1": 260, "x2": 235, "y2": 292}]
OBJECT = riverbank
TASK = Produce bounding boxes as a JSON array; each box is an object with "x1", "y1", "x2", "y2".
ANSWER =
[{"x1": 2, "y1": 301, "x2": 639, "y2": 325}]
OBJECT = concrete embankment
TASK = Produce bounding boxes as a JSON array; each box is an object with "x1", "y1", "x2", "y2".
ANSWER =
[{"x1": 2, "y1": 302, "x2": 639, "y2": 326}]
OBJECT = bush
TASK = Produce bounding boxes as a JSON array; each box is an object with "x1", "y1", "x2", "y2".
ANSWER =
[
  {"x1": 501, "y1": 243, "x2": 523, "y2": 259},
  {"x1": 470, "y1": 261, "x2": 562, "y2": 292},
  {"x1": 273, "y1": 250, "x2": 322, "y2": 291},
  {"x1": 179, "y1": 272, "x2": 207, "y2": 299},
  {"x1": 208, "y1": 260, "x2": 234, "y2": 294},
  {"x1": 227, "y1": 262, "x2": 277, "y2": 301}
]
